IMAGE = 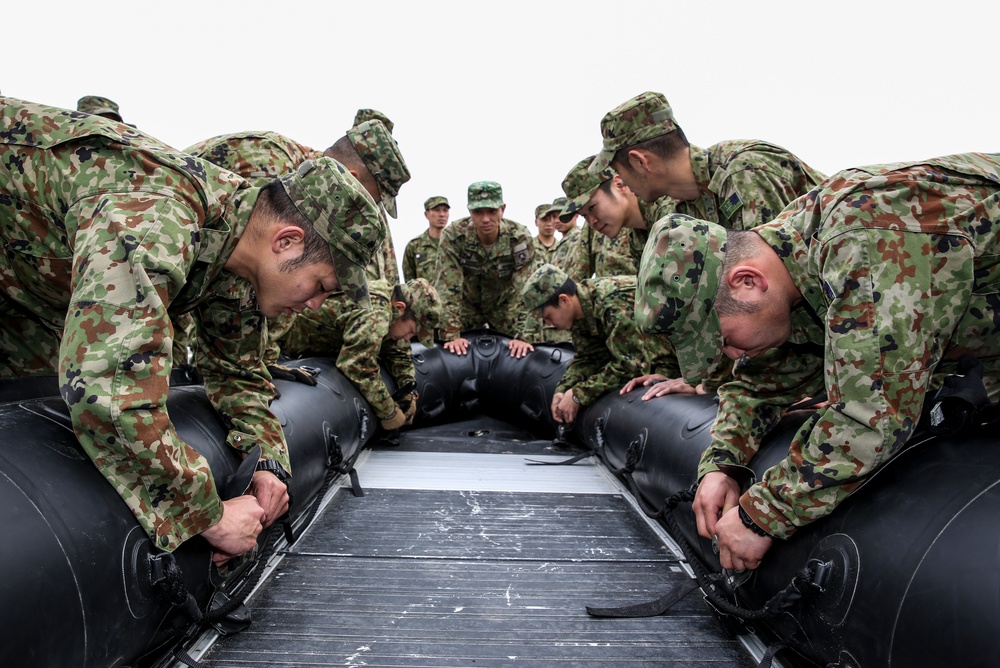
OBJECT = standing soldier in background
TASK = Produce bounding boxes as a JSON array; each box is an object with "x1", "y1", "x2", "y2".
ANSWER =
[
  {"x1": 403, "y1": 196, "x2": 450, "y2": 281},
  {"x1": 550, "y1": 196, "x2": 580, "y2": 271},
  {"x1": 521, "y1": 264, "x2": 682, "y2": 424},
  {"x1": 278, "y1": 278, "x2": 441, "y2": 432},
  {"x1": 434, "y1": 181, "x2": 538, "y2": 357},
  {"x1": 532, "y1": 203, "x2": 560, "y2": 261},
  {"x1": 0, "y1": 97, "x2": 385, "y2": 562}
]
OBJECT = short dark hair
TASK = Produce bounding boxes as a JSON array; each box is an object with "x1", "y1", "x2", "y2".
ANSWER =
[
  {"x1": 539, "y1": 277, "x2": 578, "y2": 311},
  {"x1": 713, "y1": 230, "x2": 764, "y2": 317},
  {"x1": 391, "y1": 284, "x2": 415, "y2": 322},
  {"x1": 612, "y1": 127, "x2": 689, "y2": 173},
  {"x1": 323, "y1": 135, "x2": 362, "y2": 170},
  {"x1": 255, "y1": 180, "x2": 333, "y2": 271}
]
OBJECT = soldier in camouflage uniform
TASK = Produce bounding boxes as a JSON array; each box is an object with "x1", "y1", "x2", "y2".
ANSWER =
[
  {"x1": 185, "y1": 121, "x2": 410, "y2": 378},
  {"x1": 522, "y1": 264, "x2": 680, "y2": 424},
  {"x1": 434, "y1": 181, "x2": 538, "y2": 357},
  {"x1": 532, "y1": 203, "x2": 560, "y2": 260},
  {"x1": 76, "y1": 94, "x2": 124, "y2": 122},
  {"x1": 591, "y1": 91, "x2": 825, "y2": 231},
  {"x1": 0, "y1": 97, "x2": 385, "y2": 560},
  {"x1": 279, "y1": 278, "x2": 441, "y2": 430},
  {"x1": 635, "y1": 152, "x2": 1000, "y2": 572},
  {"x1": 402, "y1": 196, "x2": 450, "y2": 281}
]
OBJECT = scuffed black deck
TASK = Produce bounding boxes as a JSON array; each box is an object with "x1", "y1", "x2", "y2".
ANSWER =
[{"x1": 199, "y1": 420, "x2": 756, "y2": 667}]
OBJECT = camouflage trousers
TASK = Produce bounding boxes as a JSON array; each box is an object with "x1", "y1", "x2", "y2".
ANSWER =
[{"x1": 0, "y1": 295, "x2": 59, "y2": 377}]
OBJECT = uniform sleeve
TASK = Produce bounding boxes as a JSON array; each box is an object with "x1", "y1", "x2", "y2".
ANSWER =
[
  {"x1": 382, "y1": 337, "x2": 415, "y2": 388},
  {"x1": 433, "y1": 227, "x2": 465, "y2": 341},
  {"x1": 59, "y1": 193, "x2": 222, "y2": 552},
  {"x1": 508, "y1": 229, "x2": 539, "y2": 340},
  {"x1": 402, "y1": 238, "x2": 417, "y2": 282},
  {"x1": 559, "y1": 304, "x2": 644, "y2": 405},
  {"x1": 718, "y1": 157, "x2": 822, "y2": 231},
  {"x1": 645, "y1": 332, "x2": 681, "y2": 380},
  {"x1": 335, "y1": 300, "x2": 397, "y2": 419},
  {"x1": 742, "y1": 228, "x2": 967, "y2": 538}
]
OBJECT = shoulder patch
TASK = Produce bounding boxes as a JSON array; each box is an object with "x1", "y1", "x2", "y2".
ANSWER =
[{"x1": 720, "y1": 191, "x2": 744, "y2": 220}]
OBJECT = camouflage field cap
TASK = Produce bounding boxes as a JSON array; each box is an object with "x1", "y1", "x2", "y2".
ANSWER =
[
  {"x1": 400, "y1": 278, "x2": 441, "y2": 329},
  {"x1": 560, "y1": 156, "x2": 616, "y2": 222},
  {"x1": 280, "y1": 157, "x2": 387, "y2": 308},
  {"x1": 468, "y1": 181, "x2": 504, "y2": 210},
  {"x1": 346, "y1": 120, "x2": 410, "y2": 219},
  {"x1": 635, "y1": 214, "x2": 729, "y2": 383},
  {"x1": 535, "y1": 203, "x2": 557, "y2": 220},
  {"x1": 353, "y1": 108, "x2": 394, "y2": 134},
  {"x1": 590, "y1": 91, "x2": 678, "y2": 173},
  {"x1": 76, "y1": 95, "x2": 122, "y2": 121},
  {"x1": 424, "y1": 196, "x2": 449, "y2": 211},
  {"x1": 521, "y1": 263, "x2": 571, "y2": 312}
]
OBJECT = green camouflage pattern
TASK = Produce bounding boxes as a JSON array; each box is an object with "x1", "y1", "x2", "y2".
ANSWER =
[
  {"x1": 556, "y1": 275, "x2": 679, "y2": 405},
  {"x1": 696, "y1": 153, "x2": 1000, "y2": 539},
  {"x1": 280, "y1": 157, "x2": 386, "y2": 307},
  {"x1": 346, "y1": 120, "x2": 410, "y2": 219},
  {"x1": 635, "y1": 215, "x2": 728, "y2": 382},
  {"x1": 532, "y1": 236, "x2": 559, "y2": 261},
  {"x1": 402, "y1": 230, "x2": 441, "y2": 282},
  {"x1": 424, "y1": 195, "x2": 449, "y2": 211},
  {"x1": 560, "y1": 155, "x2": 616, "y2": 222},
  {"x1": 184, "y1": 130, "x2": 321, "y2": 187},
  {"x1": 76, "y1": 94, "x2": 122, "y2": 120},
  {"x1": 0, "y1": 97, "x2": 286, "y2": 551},
  {"x1": 551, "y1": 225, "x2": 580, "y2": 271},
  {"x1": 519, "y1": 263, "x2": 572, "y2": 345},
  {"x1": 467, "y1": 181, "x2": 504, "y2": 209},
  {"x1": 400, "y1": 277, "x2": 442, "y2": 334},
  {"x1": 590, "y1": 91, "x2": 678, "y2": 172},
  {"x1": 353, "y1": 108, "x2": 394, "y2": 134},
  {"x1": 564, "y1": 223, "x2": 638, "y2": 281},
  {"x1": 522, "y1": 263, "x2": 570, "y2": 311},
  {"x1": 433, "y1": 216, "x2": 537, "y2": 340},
  {"x1": 279, "y1": 279, "x2": 413, "y2": 419}
]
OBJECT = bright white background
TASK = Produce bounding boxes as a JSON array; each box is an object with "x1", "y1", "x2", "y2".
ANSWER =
[{"x1": 5, "y1": 0, "x2": 997, "y2": 272}]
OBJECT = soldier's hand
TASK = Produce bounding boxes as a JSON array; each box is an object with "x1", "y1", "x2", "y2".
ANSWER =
[
  {"x1": 552, "y1": 390, "x2": 580, "y2": 424},
  {"x1": 201, "y1": 496, "x2": 265, "y2": 565},
  {"x1": 508, "y1": 339, "x2": 534, "y2": 358},
  {"x1": 621, "y1": 373, "x2": 668, "y2": 395},
  {"x1": 550, "y1": 392, "x2": 565, "y2": 422},
  {"x1": 714, "y1": 507, "x2": 773, "y2": 571},
  {"x1": 642, "y1": 377, "x2": 703, "y2": 400},
  {"x1": 693, "y1": 471, "x2": 741, "y2": 539},
  {"x1": 401, "y1": 392, "x2": 419, "y2": 425},
  {"x1": 267, "y1": 364, "x2": 319, "y2": 386},
  {"x1": 380, "y1": 406, "x2": 407, "y2": 431},
  {"x1": 250, "y1": 469, "x2": 290, "y2": 528},
  {"x1": 443, "y1": 338, "x2": 470, "y2": 355}
]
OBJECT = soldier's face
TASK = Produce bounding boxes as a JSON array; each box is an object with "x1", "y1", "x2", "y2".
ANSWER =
[
  {"x1": 611, "y1": 157, "x2": 658, "y2": 204},
  {"x1": 535, "y1": 215, "x2": 556, "y2": 236},
  {"x1": 471, "y1": 206, "x2": 504, "y2": 240},
  {"x1": 581, "y1": 186, "x2": 628, "y2": 238},
  {"x1": 718, "y1": 300, "x2": 792, "y2": 361},
  {"x1": 425, "y1": 205, "x2": 450, "y2": 230},
  {"x1": 256, "y1": 259, "x2": 340, "y2": 319},
  {"x1": 539, "y1": 297, "x2": 575, "y2": 331},
  {"x1": 388, "y1": 315, "x2": 419, "y2": 341}
]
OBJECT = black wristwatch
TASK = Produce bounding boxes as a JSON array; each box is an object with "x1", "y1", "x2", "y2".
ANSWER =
[{"x1": 255, "y1": 459, "x2": 290, "y2": 485}]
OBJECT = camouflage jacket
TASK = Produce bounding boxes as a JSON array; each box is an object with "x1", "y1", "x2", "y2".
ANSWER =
[
  {"x1": 278, "y1": 279, "x2": 413, "y2": 419},
  {"x1": 402, "y1": 229, "x2": 440, "y2": 282},
  {"x1": 700, "y1": 152, "x2": 1000, "y2": 539},
  {"x1": 0, "y1": 98, "x2": 289, "y2": 551},
  {"x1": 184, "y1": 130, "x2": 321, "y2": 187},
  {"x1": 557, "y1": 276, "x2": 679, "y2": 405},
  {"x1": 564, "y1": 224, "x2": 637, "y2": 282},
  {"x1": 676, "y1": 141, "x2": 826, "y2": 230},
  {"x1": 532, "y1": 236, "x2": 560, "y2": 264},
  {"x1": 433, "y1": 217, "x2": 537, "y2": 340},
  {"x1": 552, "y1": 225, "x2": 580, "y2": 271}
]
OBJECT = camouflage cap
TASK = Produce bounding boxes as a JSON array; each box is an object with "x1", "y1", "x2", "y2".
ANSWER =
[
  {"x1": 353, "y1": 108, "x2": 394, "y2": 134},
  {"x1": 635, "y1": 214, "x2": 729, "y2": 383},
  {"x1": 346, "y1": 120, "x2": 410, "y2": 219},
  {"x1": 424, "y1": 196, "x2": 449, "y2": 211},
  {"x1": 560, "y1": 156, "x2": 616, "y2": 222},
  {"x1": 400, "y1": 278, "x2": 441, "y2": 330},
  {"x1": 534, "y1": 203, "x2": 558, "y2": 220},
  {"x1": 280, "y1": 157, "x2": 387, "y2": 308},
  {"x1": 590, "y1": 91, "x2": 678, "y2": 173},
  {"x1": 521, "y1": 263, "x2": 570, "y2": 312},
  {"x1": 76, "y1": 95, "x2": 122, "y2": 121},
  {"x1": 468, "y1": 181, "x2": 504, "y2": 210}
]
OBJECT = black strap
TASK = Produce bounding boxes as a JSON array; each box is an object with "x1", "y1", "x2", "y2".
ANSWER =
[{"x1": 586, "y1": 578, "x2": 700, "y2": 617}]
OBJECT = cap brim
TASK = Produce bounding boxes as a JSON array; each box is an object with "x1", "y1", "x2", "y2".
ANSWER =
[
  {"x1": 468, "y1": 199, "x2": 504, "y2": 210},
  {"x1": 331, "y1": 248, "x2": 371, "y2": 308},
  {"x1": 588, "y1": 150, "x2": 615, "y2": 174},
  {"x1": 670, "y1": 310, "x2": 725, "y2": 385},
  {"x1": 382, "y1": 193, "x2": 398, "y2": 219}
]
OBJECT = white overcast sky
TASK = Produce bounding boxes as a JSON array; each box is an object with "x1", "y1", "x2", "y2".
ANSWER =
[{"x1": 5, "y1": 0, "x2": 998, "y2": 272}]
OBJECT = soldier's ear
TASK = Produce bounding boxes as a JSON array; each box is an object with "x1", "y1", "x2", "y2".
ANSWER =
[
  {"x1": 271, "y1": 225, "x2": 306, "y2": 254},
  {"x1": 392, "y1": 301, "x2": 407, "y2": 317},
  {"x1": 727, "y1": 265, "x2": 769, "y2": 299}
]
